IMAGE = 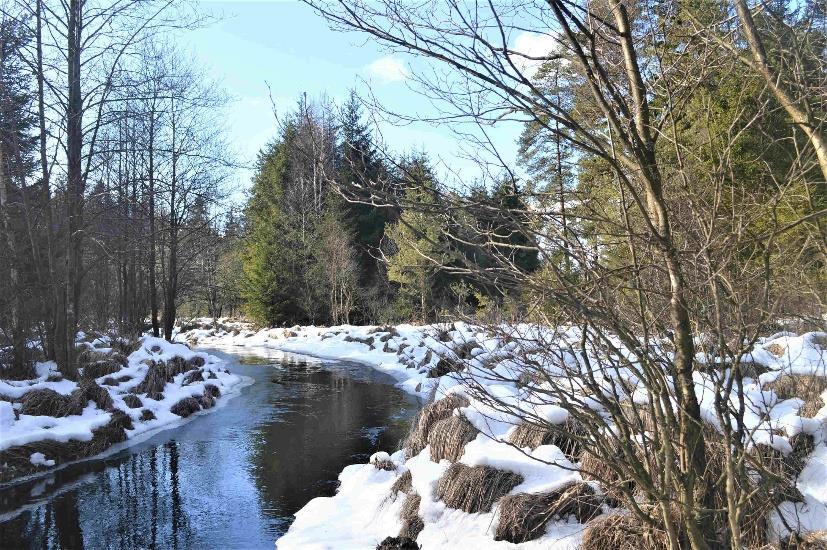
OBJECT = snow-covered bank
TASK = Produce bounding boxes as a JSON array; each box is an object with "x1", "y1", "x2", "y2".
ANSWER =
[
  {"x1": 0, "y1": 335, "x2": 243, "y2": 483},
  {"x1": 180, "y1": 319, "x2": 827, "y2": 548}
]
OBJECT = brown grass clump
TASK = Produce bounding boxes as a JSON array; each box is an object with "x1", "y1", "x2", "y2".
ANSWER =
[
  {"x1": 404, "y1": 394, "x2": 469, "y2": 456},
  {"x1": 166, "y1": 356, "x2": 192, "y2": 378},
  {"x1": 196, "y1": 392, "x2": 215, "y2": 410},
  {"x1": 66, "y1": 380, "x2": 114, "y2": 414},
  {"x1": 135, "y1": 361, "x2": 168, "y2": 398},
  {"x1": 111, "y1": 337, "x2": 141, "y2": 356},
  {"x1": 619, "y1": 402, "x2": 659, "y2": 434},
  {"x1": 399, "y1": 492, "x2": 424, "y2": 540},
  {"x1": 494, "y1": 483, "x2": 602, "y2": 543},
  {"x1": 122, "y1": 394, "x2": 142, "y2": 409},
  {"x1": 140, "y1": 409, "x2": 156, "y2": 422},
  {"x1": 183, "y1": 370, "x2": 204, "y2": 385},
  {"x1": 509, "y1": 418, "x2": 585, "y2": 460},
  {"x1": 19, "y1": 389, "x2": 73, "y2": 417},
  {"x1": 776, "y1": 530, "x2": 827, "y2": 549},
  {"x1": 204, "y1": 383, "x2": 220, "y2": 397},
  {"x1": 581, "y1": 513, "x2": 670, "y2": 550},
  {"x1": 376, "y1": 536, "x2": 418, "y2": 550},
  {"x1": 427, "y1": 414, "x2": 479, "y2": 463},
  {"x1": 765, "y1": 375, "x2": 827, "y2": 417},
  {"x1": 391, "y1": 470, "x2": 412, "y2": 495},
  {"x1": 373, "y1": 459, "x2": 397, "y2": 471},
  {"x1": 109, "y1": 409, "x2": 134, "y2": 431},
  {"x1": 765, "y1": 343, "x2": 787, "y2": 357},
  {"x1": 435, "y1": 463, "x2": 523, "y2": 513},
  {"x1": 79, "y1": 350, "x2": 128, "y2": 380},
  {"x1": 0, "y1": 410, "x2": 131, "y2": 483},
  {"x1": 749, "y1": 443, "x2": 806, "y2": 503},
  {"x1": 580, "y1": 448, "x2": 635, "y2": 505},
  {"x1": 170, "y1": 397, "x2": 201, "y2": 417}
]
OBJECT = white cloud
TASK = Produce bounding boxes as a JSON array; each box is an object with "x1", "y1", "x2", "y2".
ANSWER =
[
  {"x1": 365, "y1": 56, "x2": 410, "y2": 84},
  {"x1": 510, "y1": 32, "x2": 560, "y2": 78}
]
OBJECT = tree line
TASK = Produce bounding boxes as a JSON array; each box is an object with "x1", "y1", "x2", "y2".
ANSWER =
[
  {"x1": 0, "y1": 1, "x2": 237, "y2": 379},
  {"x1": 241, "y1": 92, "x2": 542, "y2": 327}
]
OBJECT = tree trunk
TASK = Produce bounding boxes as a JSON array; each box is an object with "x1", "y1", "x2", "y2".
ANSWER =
[
  {"x1": 0, "y1": 142, "x2": 27, "y2": 371},
  {"x1": 148, "y1": 106, "x2": 159, "y2": 337},
  {"x1": 60, "y1": 0, "x2": 84, "y2": 378},
  {"x1": 35, "y1": 0, "x2": 58, "y2": 362},
  {"x1": 612, "y1": 5, "x2": 712, "y2": 548}
]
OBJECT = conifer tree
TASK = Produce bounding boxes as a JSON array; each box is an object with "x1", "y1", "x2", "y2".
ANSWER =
[
  {"x1": 337, "y1": 92, "x2": 392, "y2": 291},
  {"x1": 386, "y1": 154, "x2": 447, "y2": 322}
]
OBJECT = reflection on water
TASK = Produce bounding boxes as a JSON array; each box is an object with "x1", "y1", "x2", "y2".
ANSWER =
[{"x1": 0, "y1": 351, "x2": 420, "y2": 549}]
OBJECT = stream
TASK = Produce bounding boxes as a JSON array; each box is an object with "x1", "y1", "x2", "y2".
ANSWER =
[{"x1": 0, "y1": 348, "x2": 420, "y2": 549}]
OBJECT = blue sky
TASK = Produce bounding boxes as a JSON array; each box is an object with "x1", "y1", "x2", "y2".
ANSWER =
[{"x1": 178, "y1": 0, "x2": 525, "y2": 197}]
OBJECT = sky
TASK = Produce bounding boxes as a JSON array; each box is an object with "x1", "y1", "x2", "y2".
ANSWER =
[{"x1": 177, "y1": 0, "x2": 527, "y2": 199}]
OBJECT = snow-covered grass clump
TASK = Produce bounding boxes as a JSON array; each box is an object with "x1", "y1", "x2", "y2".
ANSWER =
[
  {"x1": 177, "y1": 319, "x2": 827, "y2": 549},
  {"x1": 0, "y1": 334, "x2": 243, "y2": 483}
]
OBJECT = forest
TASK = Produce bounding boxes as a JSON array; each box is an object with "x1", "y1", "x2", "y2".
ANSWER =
[{"x1": 0, "y1": 0, "x2": 826, "y2": 548}]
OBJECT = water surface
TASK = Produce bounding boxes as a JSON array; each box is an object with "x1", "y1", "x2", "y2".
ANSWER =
[{"x1": 0, "y1": 348, "x2": 419, "y2": 549}]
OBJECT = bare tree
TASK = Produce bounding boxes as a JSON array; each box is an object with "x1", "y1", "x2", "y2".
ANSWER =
[{"x1": 305, "y1": 1, "x2": 826, "y2": 547}]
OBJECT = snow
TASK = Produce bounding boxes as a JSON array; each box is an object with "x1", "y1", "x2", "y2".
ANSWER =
[
  {"x1": 277, "y1": 460, "x2": 406, "y2": 549},
  {"x1": 176, "y1": 320, "x2": 827, "y2": 548},
  {"x1": 29, "y1": 452, "x2": 55, "y2": 467},
  {"x1": 0, "y1": 400, "x2": 14, "y2": 429},
  {"x1": 0, "y1": 334, "x2": 244, "y2": 469}
]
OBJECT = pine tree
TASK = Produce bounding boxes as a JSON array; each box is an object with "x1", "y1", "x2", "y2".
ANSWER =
[
  {"x1": 337, "y1": 92, "x2": 392, "y2": 293},
  {"x1": 242, "y1": 136, "x2": 308, "y2": 325}
]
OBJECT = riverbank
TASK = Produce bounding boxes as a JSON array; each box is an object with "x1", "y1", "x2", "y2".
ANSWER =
[
  {"x1": 0, "y1": 335, "x2": 244, "y2": 484},
  {"x1": 0, "y1": 348, "x2": 419, "y2": 548},
  {"x1": 178, "y1": 319, "x2": 827, "y2": 549}
]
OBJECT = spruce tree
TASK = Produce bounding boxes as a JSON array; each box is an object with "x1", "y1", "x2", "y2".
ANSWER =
[
  {"x1": 337, "y1": 92, "x2": 392, "y2": 292},
  {"x1": 386, "y1": 153, "x2": 448, "y2": 322}
]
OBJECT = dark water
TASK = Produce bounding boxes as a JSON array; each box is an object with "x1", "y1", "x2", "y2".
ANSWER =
[{"x1": 0, "y1": 349, "x2": 420, "y2": 549}]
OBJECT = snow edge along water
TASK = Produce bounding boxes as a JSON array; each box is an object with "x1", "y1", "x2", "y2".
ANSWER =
[{"x1": 178, "y1": 319, "x2": 827, "y2": 549}]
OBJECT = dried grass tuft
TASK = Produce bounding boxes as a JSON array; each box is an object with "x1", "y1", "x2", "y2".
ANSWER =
[
  {"x1": 183, "y1": 370, "x2": 204, "y2": 385},
  {"x1": 750, "y1": 443, "x2": 806, "y2": 504},
  {"x1": 619, "y1": 402, "x2": 659, "y2": 434},
  {"x1": 391, "y1": 470, "x2": 412, "y2": 495},
  {"x1": 135, "y1": 360, "x2": 168, "y2": 397},
  {"x1": 580, "y1": 448, "x2": 633, "y2": 504},
  {"x1": 204, "y1": 383, "x2": 221, "y2": 398},
  {"x1": 374, "y1": 459, "x2": 397, "y2": 471},
  {"x1": 109, "y1": 409, "x2": 134, "y2": 431},
  {"x1": 427, "y1": 414, "x2": 479, "y2": 463},
  {"x1": 376, "y1": 536, "x2": 419, "y2": 550},
  {"x1": 66, "y1": 380, "x2": 114, "y2": 413},
  {"x1": 509, "y1": 417, "x2": 585, "y2": 460},
  {"x1": 170, "y1": 397, "x2": 201, "y2": 417},
  {"x1": 111, "y1": 337, "x2": 141, "y2": 356},
  {"x1": 435, "y1": 463, "x2": 523, "y2": 513},
  {"x1": 79, "y1": 351, "x2": 128, "y2": 379},
  {"x1": 122, "y1": 394, "x2": 142, "y2": 409},
  {"x1": 494, "y1": 483, "x2": 602, "y2": 543},
  {"x1": 581, "y1": 513, "x2": 670, "y2": 550},
  {"x1": 404, "y1": 394, "x2": 469, "y2": 455},
  {"x1": 140, "y1": 409, "x2": 156, "y2": 422},
  {"x1": 399, "y1": 492, "x2": 423, "y2": 540},
  {"x1": 19, "y1": 389, "x2": 73, "y2": 417},
  {"x1": 765, "y1": 375, "x2": 827, "y2": 417},
  {"x1": 196, "y1": 392, "x2": 215, "y2": 410}
]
